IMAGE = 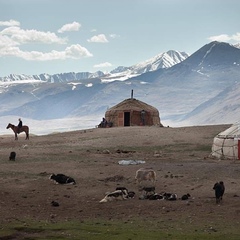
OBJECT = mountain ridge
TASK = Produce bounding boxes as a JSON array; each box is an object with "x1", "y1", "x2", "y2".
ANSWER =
[
  {"x1": 0, "y1": 41, "x2": 240, "y2": 129},
  {"x1": 0, "y1": 50, "x2": 189, "y2": 83}
]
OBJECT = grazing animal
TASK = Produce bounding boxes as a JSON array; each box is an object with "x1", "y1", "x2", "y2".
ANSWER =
[
  {"x1": 135, "y1": 168, "x2": 156, "y2": 186},
  {"x1": 213, "y1": 181, "x2": 225, "y2": 204},
  {"x1": 49, "y1": 174, "x2": 76, "y2": 185},
  {"x1": 9, "y1": 151, "x2": 16, "y2": 161},
  {"x1": 6, "y1": 123, "x2": 29, "y2": 140}
]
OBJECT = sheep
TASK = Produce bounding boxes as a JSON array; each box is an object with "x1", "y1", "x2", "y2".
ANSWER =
[
  {"x1": 49, "y1": 173, "x2": 76, "y2": 185},
  {"x1": 135, "y1": 168, "x2": 156, "y2": 187},
  {"x1": 148, "y1": 193, "x2": 164, "y2": 200},
  {"x1": 99, "y1": 189, "x2": 129, "y2": 203},
  {"x1": 213, "y1": 181, "x2": 225, "y2": 204},
  {"x1": 9, "y1": 151, "x2": 16, "y2": 161},
  {"x1": 100, "y1": 187, "x2": 135, "y2": 203}
]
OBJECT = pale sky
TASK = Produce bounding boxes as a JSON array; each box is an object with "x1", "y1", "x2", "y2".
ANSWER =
[{"x1": 0, "y1": 0, "x2": 240, "y2": 77}]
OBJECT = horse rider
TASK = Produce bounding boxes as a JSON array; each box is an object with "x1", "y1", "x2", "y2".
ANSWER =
[{"x1": 17, "y1": 118, "x2": 23, "y2": 133}]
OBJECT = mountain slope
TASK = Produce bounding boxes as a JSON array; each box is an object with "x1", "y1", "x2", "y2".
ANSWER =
[
  {"x1": 180, "y1": 82, "x2": 240, "y2": 125},
  {"x1": 0, "y1": 41, "x2": 240, "y2": 127}
]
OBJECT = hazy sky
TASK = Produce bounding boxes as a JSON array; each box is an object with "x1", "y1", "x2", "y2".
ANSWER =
[{"x1": 0, "y1": 0, "x2": 240, "y2": 77}]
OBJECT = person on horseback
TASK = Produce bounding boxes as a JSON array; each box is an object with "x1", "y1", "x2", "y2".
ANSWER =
[{"x1": 17, "y1": 118, "x2": 23, "y2": 134}]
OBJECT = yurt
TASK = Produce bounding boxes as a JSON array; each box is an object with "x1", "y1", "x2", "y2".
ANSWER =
[
  {"x1": 211, "y1": 122, "x2": 240, "y2": 160},
  {"x1": 105, "y1": 97, "x2": 163, "y2": 127}
]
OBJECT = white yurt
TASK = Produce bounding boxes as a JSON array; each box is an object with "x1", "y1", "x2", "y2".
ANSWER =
[{"x1": 211, "y1": 122, "x2": 240, "y2": 160}]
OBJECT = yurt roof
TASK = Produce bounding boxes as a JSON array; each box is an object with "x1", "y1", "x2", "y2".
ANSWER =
[
  {"x1": 107, "y1": 98, "x2": 159, "y2": 112},
  {"x1": 216, "y1": 122, "x2": 240, "y2": 139}
]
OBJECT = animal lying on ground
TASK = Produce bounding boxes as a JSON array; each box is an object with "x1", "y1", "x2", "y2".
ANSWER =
[
  {"x1": 148, "y1": 193, "x2": 164, "y2": 200},
  {"x1": 135, "y1": 168, "x2": 156, "y2": 186},
  {"x1": 140, "y1": 191, "x2": 177, "y2": 201},
  {"x1": 49, "y1": 174, "x2": 76, "y2": 184},
  {"x1": 213, "y1": 181, "x2": 225, "y2": 204},
  {"x1": 162, "y1": 192, "x2": 178, "y2": 201},
  {"x1": 181, "y1": 193, "x2": 191, "y2": 200},
  {"x1": 51, "y1": 201, "x2": 60, "y2": 207},
  {"x1": 140, "y1": 186, "x2": 156, "y2": 198},
  {"x1": 100, "y1": 187, "x2": 135, "y2": 203},
  {"x1": 9, "y1": 151, "x2": 16, "y2": 161}
]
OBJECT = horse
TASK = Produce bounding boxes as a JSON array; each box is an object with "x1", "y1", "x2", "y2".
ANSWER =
[{"x1": 6, "y1": 123, "x2": 29, "y2": 140}]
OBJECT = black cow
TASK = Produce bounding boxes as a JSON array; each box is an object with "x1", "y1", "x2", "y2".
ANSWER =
[
  {"x1": 49, "y1": 174, "x2": 76, "y2": 185},
  {"x1": 213, "y1": 181, "x2": 225, "y2": 204}
]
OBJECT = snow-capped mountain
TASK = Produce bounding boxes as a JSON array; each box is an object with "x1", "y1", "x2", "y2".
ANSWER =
[
  {"x1": 101, "y1": 50, "x2": 189, "y2": 82},
  {"x1": 0, "y1": 71, "x2": 106, "y2": 83},
  {"x1": 0, "y1": 41, "x2": 240, "y2": 134},
  {"x1": 111, "y1": 50, "x2": 189, "y2": 73},
  {"x1": 0, "y1": 50, "x2": 189, "y2": 83},
  {"x1": 233, "y1": 43, "x2": 240, "y2": 49}
]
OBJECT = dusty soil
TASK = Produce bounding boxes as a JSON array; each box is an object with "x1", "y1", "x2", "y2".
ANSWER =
[{"x1": 0, "y1": 125, "x2": 240, "y2": 231}]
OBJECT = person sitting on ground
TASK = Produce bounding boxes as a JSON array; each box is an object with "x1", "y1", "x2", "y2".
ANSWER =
[
  {"x1": 99, "y1": 117, "x2": 108, "y2": 128},
  {"x1": 17, "y1": 118, "x2": 23, "y2": 133}
]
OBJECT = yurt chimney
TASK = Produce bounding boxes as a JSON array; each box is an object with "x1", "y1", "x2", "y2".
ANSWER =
[{"x1": 131, "y1": 89, "x2": 133, "y2": 99}]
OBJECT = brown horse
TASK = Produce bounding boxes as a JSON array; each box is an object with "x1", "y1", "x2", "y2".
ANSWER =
[{"x1": 6, "y1": 123, "x2": 29, "y2": 140}]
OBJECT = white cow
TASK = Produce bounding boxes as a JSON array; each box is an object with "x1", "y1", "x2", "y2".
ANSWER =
[{"x1": 135, "y1": 168, "x2": 156, "y2": 187}]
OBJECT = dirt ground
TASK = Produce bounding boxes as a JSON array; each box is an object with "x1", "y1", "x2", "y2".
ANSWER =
[{"x1": 0, "y1": 124, "x2": 240, "y2": 232}]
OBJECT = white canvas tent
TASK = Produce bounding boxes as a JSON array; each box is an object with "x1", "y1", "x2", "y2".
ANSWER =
[{"x1": 211, "y1": 122, "x2": 240, "y2": 160}]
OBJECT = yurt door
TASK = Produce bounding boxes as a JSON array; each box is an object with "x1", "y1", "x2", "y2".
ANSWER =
[{"x1": 124, "y1": 112, "x2": 130, "y2": 126}]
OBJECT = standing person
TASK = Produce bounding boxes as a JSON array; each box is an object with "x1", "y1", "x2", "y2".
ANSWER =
[
  {"x1": 17, "y1": 118, "x2": 23, "y2": 133},
  {"x1": 141, "y1": 110, "x2": 146, "y2": 126}
]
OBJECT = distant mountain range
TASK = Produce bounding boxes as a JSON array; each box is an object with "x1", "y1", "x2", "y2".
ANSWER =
[
  {"x1": 0, "y1": 50, "x2": 189, "y2": 83},
  {"x1": 0, "y1": 41, "x2": 240, "y2": 128}
]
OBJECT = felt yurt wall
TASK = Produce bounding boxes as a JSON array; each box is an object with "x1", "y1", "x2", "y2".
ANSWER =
[
  {"x1": 105, "y1": 98, "x2": 163, "y2": 127},
  {"x1": 211, "y1": 122, "x2": 240, "y2": 160}
]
